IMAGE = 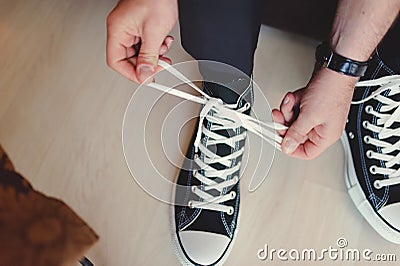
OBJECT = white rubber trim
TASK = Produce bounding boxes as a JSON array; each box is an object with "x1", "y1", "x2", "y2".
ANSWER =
[
  {"x1": 170, "y1": 176, "x2": 240, "y2": 265},
  {"x1": 341, "y1": 132, "x2": 400, "y2": 244}
]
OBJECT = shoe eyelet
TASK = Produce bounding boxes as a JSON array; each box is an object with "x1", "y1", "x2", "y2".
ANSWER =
[
  {"x1": 348, "y1": 132, "x2": 355, "y2": 139},
  {"x1": 362, "y1": 121, "x2": 369, "y2": 129},
  {"x1": 229, "y1": 191, "x2": 236, "y2": 199},
  {"x1": 191, "y1": 186, "x2": 196, "y2": 193},
  {"x1": 227, "y1": 207, "x2": 234, "y2": 215},
  {"x1": 233, "y1": 175, "x2": 239, "y2": 183},
  {"x1": 192, "y1": 169, "x2": 197, "y2": 177},
  {"x1": 366, "y1": 150, "x2": 373, "y2": 158},
  {"x1": 188, "y1": 201, "x2": 194, "y2": 208},
  {"x1": 365, "y1": 105, "x2": 373, "y2": 114},
  {"x1": 369, "y1": 165, "x2": 377, "y2": 175},
  {"x1": 364, "y1": 135, "x2": 371, "y2": 144},
  {"x1": 374, "y1": 180, "x2": 382, "y2": 189},
  {"x1": 244, "y1": 102, "x2": 251, "y2": 110}
]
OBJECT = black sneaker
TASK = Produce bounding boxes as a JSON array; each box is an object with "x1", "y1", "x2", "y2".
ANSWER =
[
  {"x1": 342, "y1": 52, "x2": 400, "y2": 243},
  {"x1": 171, "y1": 79, "x2": 253, "y2": 266}
]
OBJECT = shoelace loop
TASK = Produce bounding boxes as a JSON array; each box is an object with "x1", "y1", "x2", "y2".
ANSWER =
[{"x1": 147, "y1": 61, "x2": 286, "y2": 149}]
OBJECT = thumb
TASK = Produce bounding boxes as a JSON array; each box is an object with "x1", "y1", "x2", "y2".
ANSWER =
[
  {"x1": 282, "y1": 113, "x2": 314, "y2": 154},
  {"x1": 136, "y1": 31, "x2": 164, "y2": 83}
]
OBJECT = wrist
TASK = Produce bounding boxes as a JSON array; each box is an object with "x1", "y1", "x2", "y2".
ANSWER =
[
  {"x1": 315, "y1": 41, "x2": 370, "y2": 77},
  {"x1": 313, "y1": 65, "x2": 358, "y2": 89},
  {"x1": 330, "y1": 37, "x2": 372, "y2": 62}
]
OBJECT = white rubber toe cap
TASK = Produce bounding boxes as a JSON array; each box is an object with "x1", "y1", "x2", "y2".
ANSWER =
[
  {"x1": 378, "y1": 202, "x2": 400, "y2": 231},
  {"x1": 178, "y1": 230, "x2": 230, "y2": 265}
]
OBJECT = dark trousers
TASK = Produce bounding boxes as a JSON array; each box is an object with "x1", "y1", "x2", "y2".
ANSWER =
[
  {"x1": 379, "y1": 17, "x2": 400, "y2": 73},
  {"x1": 178, "y1": 1, "x2": 400, "y2": 78},
  {"x1": 178, "y1": 0, "x2": 264, "y2": 78}
]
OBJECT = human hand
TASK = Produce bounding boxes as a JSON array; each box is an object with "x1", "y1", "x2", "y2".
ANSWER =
[
  {"x1": 272, "y1": 67, "x2": 357, "y2": 160},
  {"x1": 106, "y1": 0, "x2": 178, "y2": 83}
]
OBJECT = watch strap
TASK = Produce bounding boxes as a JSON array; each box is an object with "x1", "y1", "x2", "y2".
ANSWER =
[{"x1": 315, "y1": 42, "x2": 369, "y2": 77}]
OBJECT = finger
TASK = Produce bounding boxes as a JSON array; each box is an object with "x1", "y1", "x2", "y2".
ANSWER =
[
  {"x1": 128, "y1": 55, "x2": 171, "y2": 83},
  {"x1": 164, "y1": 35, "x2": 174, "y2": 50},
  {"x1": 272, "y1": 109, "x2": 287, "y2": 136},
  {"x1": 136, "y1": 29, "x2": 165, "y2": 83},
  {"x1": 288, "y1": 132, "x2": 330, "y2": 160},
  {"x1": 159, "y1": 44, "x2": 169, "y2": 56},
  {"x1": 128, "y1": 56, "x2": 137, "y2": 66},
  {"x1": 127, "y1": 46, "x2": 136, "y2": 58},
  {"x1": 158, "y1": 56, "x2": 172, "y2": 65},
  {"x1": 288, "y1": 140, "x2": 319, "y2": 160},
  {"x1": 280, "y1": 92, "x2": 300, "y2": 124},
  {"x1": 281, "y1": 111, "x2": 315, "y2": 155},
  {"x1": 133, "y1": 36, "x2": 140, "y2": 45},
  {"x1": 159, "y1": 37, "x2": 174, "y2": 56},
  {"x1": 131, "y1": 56, "x2": 172, "y2": 84},
  {"x1": 307, "y1": 128, "x2": 322, "y2": 145},
  {"x1": 106, "y1": 32, "x2": 139, "y2": 82},
  {"x1": 107, "y1": 41, "x2": 138, "y2": 82}
]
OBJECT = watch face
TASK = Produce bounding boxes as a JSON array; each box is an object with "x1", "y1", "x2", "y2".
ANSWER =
[{"x1": 316, "y1": 42, "x2": 330, "y2": 64}]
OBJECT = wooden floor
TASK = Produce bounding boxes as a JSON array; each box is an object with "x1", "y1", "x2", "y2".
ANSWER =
[{"x1": 1, "y1": 1, "x2": 399, "y2": 265}]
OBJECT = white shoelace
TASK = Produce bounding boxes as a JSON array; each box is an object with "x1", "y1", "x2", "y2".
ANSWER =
[
  {"x1": 353, "y1": 75, "x2": 400, "y2": 189},
  {"x1": 147, "y1": 61, "x2": 286, "y2": 214}
]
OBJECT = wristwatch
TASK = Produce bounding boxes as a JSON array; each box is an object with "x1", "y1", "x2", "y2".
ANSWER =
[{"x1": 315, "y1": 42, "x2": 369, "y2": 77}]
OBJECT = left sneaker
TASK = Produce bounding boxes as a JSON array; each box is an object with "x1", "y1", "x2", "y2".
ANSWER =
[
  {"x1": 342, "y1": 52, "x2": 400, "y2": 243},
  {"x1": 171, "y1": 80, "x2": 252, "y2": 266},
  {"x1": 145, "y1": 61, "x2": 281, "y2": 264}
]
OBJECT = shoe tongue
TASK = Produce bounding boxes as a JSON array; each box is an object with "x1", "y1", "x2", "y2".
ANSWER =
[
  {"x1": 369, "y1": 84, "x2": 400, "y2": 167},
  {"x1": 202, "y1": 79, "x2": 252, "y2": 107},
  {"x1": 198, "y1": 80, "x2": 251, "y2": 192},
  {"x1": 200, "y1": 112, "x2": 246, "y2": 194},
  {"x1": 201, "y1": 115, "x2": 237, "y2": 172}
]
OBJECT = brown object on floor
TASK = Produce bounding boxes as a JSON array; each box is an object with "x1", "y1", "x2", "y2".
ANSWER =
[
  {"x1": 0, "y1": 145, "x2": 14, "y2": 171},
  {"x1": 0, "y1": 145, "x2": 99, "y2": 266}
]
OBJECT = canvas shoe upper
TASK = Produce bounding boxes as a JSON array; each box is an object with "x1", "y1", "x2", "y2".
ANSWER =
[
  {"x1": 342, "y1": 52, "x2": 400, "y2": 243},
  {"x1": 172, "y1": 80, "x2": 253, "y2": 266}
]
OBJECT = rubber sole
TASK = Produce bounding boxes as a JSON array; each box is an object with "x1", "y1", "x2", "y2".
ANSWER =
[
  {"x1": 170, "y1": 179, "x2": 240, "y2": 265},
  {"x1": 341, "y1": 132, "x2": 400, "y2": 244}
]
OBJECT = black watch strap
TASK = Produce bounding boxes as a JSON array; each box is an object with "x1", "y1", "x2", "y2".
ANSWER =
[{"x1": 315, "y1": 42, "x2": 369, "y2": 77}]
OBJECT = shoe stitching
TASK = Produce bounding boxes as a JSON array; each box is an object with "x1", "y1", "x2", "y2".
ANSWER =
[
  {"x1": 221, "y1": 130, "x2": 238, "y2": 238},
  {"x1": 178, "y1": 146, "x2": 199, "y2": 228},
  {"x1": 358, "y1": 61, "x2": 382, "y2": 208},
  {"x1": 381, "y1": 62, "x2": 396, "y2": 76}
]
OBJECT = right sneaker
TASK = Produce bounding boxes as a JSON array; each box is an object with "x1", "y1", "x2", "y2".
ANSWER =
[{"x1": 342, "y1": 51, "x2": 400, "y2": 243}]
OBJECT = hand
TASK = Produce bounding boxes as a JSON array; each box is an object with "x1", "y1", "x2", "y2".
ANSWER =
[
  {"x1": 106, "y1": 0, "x2": 178, "y2": 83},
  {"x1": 272, "y1": 67, "x2": 357, "y2": 160}
]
